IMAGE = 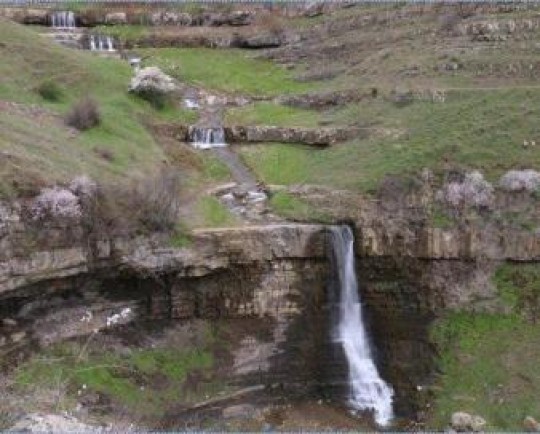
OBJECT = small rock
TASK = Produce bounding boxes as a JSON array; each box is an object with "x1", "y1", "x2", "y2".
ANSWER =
[
  {"x1": 2, "y1": 318, "x2": 17, "y2": 327},
  {"x1": 222, "y1": 404, "x2": 257, "y2": 419},
  {"x1": 471, "y1": 415, "x2": 486, "y2": 432},
  {"x1": 524, "y1": 416, "x2": 540, "y2": 432},
  {"x1": 105, "y1": 12, "x2": 127, "y2": 25},
  {"x1": 10, "y1": 331, "x2": 26, "y2": 343},
  {"x1": 451, "y1": 412, "x2": 486, "y2": 432}
]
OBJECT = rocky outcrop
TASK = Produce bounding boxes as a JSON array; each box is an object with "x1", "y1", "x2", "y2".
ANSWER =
[
  {"x1": 225, "y1": 125, "x2": 362, "y2": 146},
  {"x1": 0, "y1": 224, "x2": 326, "y2": 297},
  {"x1": 275, "y1": 89, "x2": 374, "y2": 110},
  {"x1": 1, "y1": 7, "x2": 255, "y2": 28},
  {"x1": 104, "y1": 11, "x2": 127, "y2": 25},
  {"x1": 9, "y1": 413, "x2": 105, "y2": 433},
  {"x1": 158, "y1": 123, "x2": 362, "y2": 146}
]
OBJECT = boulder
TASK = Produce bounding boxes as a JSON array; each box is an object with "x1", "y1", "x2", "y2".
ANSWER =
[
  {"x1": 128, "y1": 67, "x2": 178, "y2": 95},
  {"x1": 524, "y1": 416, "x2": 540, "y2": 432},
  {"x1": 451, "y1": 411, "x2": 486, "y2": 432},
  {"x1": 22, "y1": 9, "x2": 48, "y2": 25},
  {"x1": 222, "y1": 403, "x2": 257, "y2": 419},
  {"x1": 105, "y1": 12, "x2": 127, "y2": 25},
  {"x1": 227, "y1": 11, "x2": 253, "y2": 26},
  {"x1": 234, "y1": 33, "x2": 282, "y2": 49}
]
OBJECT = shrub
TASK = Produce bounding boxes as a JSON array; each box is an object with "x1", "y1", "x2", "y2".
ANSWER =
[
  {"x1": 436, "y1": 171, "x2": 494, "y2": 210},
  {"x1": 499, "y1": 170, "x2": 540, "y2": 193},
  {"x1": 131, "y1": 170, "x2": 182, "y2": 231},
  {"x1": 69, "y1": 175, "x2": 97, "y2": 199},
  {"x1": 36, "y1": 80, "x2": 63, "y2": 102},
  {"x1": 30, "y1": 187, "x2": 81, "y2": 221},
  {"x1": 65, "y1": 97, "x2": 101, "y2": 131}
]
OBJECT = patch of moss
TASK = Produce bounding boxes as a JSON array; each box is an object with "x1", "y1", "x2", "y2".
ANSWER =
[
  {"x1": 14, "y1": 340, "x2": 214, "y2": 417},
  {"x1": 197, "y1": 196, "x2": 237, "y2": 227},
  {"x1": 493, "y1": 263, "x2": 540, "y2": 318},
  {"x1": 431, "y1": 206, "x2": 455, "y2": 229}
]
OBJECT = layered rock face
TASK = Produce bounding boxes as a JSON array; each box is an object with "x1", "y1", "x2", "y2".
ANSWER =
[
  {"x1": 0, "y1": 222, "x2": 338, "y2": 403},
  {"x1": 2, "y1": 180, "x2": 539, "y2": 420}
]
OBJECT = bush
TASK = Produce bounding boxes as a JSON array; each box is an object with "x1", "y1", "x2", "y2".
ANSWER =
[
  {"x1": 65, "y1": 97, "x2": 101, "y2": 131},
  {"x1": 36, "y1": 80, "x2": 63, "y2": 102},
  {"x1": 499, "y1": 170, "x2": 540, "y2": 193},
  {"x1": 30, "y1": 187, "x2": 82, "y2": 221},
  {"x1": 436, "y1": 171, "x2": 494, "y2": 210}
]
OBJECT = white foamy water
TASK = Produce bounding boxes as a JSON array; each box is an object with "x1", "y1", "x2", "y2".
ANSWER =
[
  {"x1": 89, "y1": 35, "x2": 115, "y2": 52},
  {"x1": 329, "y1": 226, "x2": 394, "y2": 426},
  {"x1": 50, "y1": 11, "x2": 75, "y2": 29},
  {"x1": 190, "y1": 127, "x2": 227, "y2": 149}
]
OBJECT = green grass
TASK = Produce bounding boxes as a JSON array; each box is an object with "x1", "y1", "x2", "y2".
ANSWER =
[
  {"x1": 240, "y1": 89, "x2": 540, "y2": 192},
  {"x1": 431, "y1": 206, "x2": 456, "y2": 229},
  {"x1": 270, "y1": 191, "x2": 331, "y2": 222},
  {"x1": 0, "y1": 20, "x2": 197, "y2": 197},
  {"x1": 14, "y1": 340, "x2": 214, "y2": 416},
  {"x1": 429, "y1": 312, "x2": 540, "y2": 430},
  {"x1": 197, "y1": 196, "x2": 237, "y2": 227},
  {"x1": 138, "y1": 48, "x2": 315, "y2": 97},
  {"x1": 493, "y1": 263, "x2": 540, "y2": 317},
  {"x1": 93, "y1": 24, "x2": 150, "y2": 42},
  {"x1": 225, "y1": 102, "x2": 322, "y2": 128}
]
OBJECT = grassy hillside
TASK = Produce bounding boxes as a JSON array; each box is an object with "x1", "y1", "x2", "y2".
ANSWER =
[
  {"x1": 428, "y1": 264, "x2": 540, "y2": 430},
  {"x1": 138, "y1": 47, "x2": 315, "y2": 97},
  {"x1": 239, "y1": 88, "x2": 540, "y2": 192},
  {"x1": 0, "y1": 19, "x2": 199, "y2": 198}
]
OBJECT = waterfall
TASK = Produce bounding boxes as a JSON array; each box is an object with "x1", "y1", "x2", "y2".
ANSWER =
[
  {"x1": 328, "y1": 226, "x2": 394, "y2": 426},
  {"x1": 189, "y1": 127, "x2": 227, "y2": 150},
  {"x1": 88, "y1": 35, "x2": 115, "y2": 52},
  {"x1": 50, "y1": 11, "x2": 75, "y2": 29}
]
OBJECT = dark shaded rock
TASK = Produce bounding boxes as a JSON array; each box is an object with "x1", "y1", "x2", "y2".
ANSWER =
[{"x1": 233, "y1": 33, "x2": 283, "y2": 49}]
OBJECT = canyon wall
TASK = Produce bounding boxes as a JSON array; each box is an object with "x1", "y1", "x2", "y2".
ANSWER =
[{"x1": 1, "y1": 185, "x2": 539, "y2": 419}]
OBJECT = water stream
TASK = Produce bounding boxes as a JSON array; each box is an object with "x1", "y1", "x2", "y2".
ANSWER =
[
  {"x1": 189, "y1": 126, "x2": 227, "y2": 149},
  {"x1": 328, "y1": 226, "x2": 394, "y2": 426},
  {"x1": 50, "y1": 11, "x2": 75, "y2": 29}
]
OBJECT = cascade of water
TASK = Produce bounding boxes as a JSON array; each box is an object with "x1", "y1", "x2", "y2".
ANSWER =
[
  {"x1": 190, "y1": 127, "x2": 227, "y2": 150},
  {"x1": 88, "y1": 35, "x2": 115, "y2": 52},
  {"x1": 328, "y1": 226, "x2": 394, "y2": 426},
  {"x1": 51, "y1": 11, "x2": 75, "y2": 29}
]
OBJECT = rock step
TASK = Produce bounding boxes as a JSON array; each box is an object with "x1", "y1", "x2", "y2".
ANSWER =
[{"x1": 159, "y1": 124, "x2": 365, "y2": 147}]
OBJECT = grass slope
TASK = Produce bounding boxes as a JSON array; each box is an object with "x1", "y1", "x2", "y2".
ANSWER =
[
  {"x1": 0, "y1": 19, "x2": 195, "y2": 197},
  {"x1": 428, "y1": 264, "x2": 540, "y2": 430},
  {"x1": 240, "y1": 89, "x2": 540, "y2": 192},
  {"x1": 139, "y1": 47, "x2": 315, "y2": 97}
]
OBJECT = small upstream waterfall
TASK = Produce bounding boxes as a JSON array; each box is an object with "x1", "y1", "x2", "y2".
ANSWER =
[
  {"x1": 89, "y1": 35, "x2": 115, "y2": 52},
  {"x1": 189, "y1": 126, "x2": 227, "y2": 150},
  {"x1": 50, "y1": 11, "x2": 75, "y2": 29},
  {"x1": 329, "y1": 226, "x2": 394, "y2": 426}
]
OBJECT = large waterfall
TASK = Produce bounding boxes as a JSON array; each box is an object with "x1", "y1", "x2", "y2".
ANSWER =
[{"x1": 329, "y1": 226, "x2": 394, "y2": 426}]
